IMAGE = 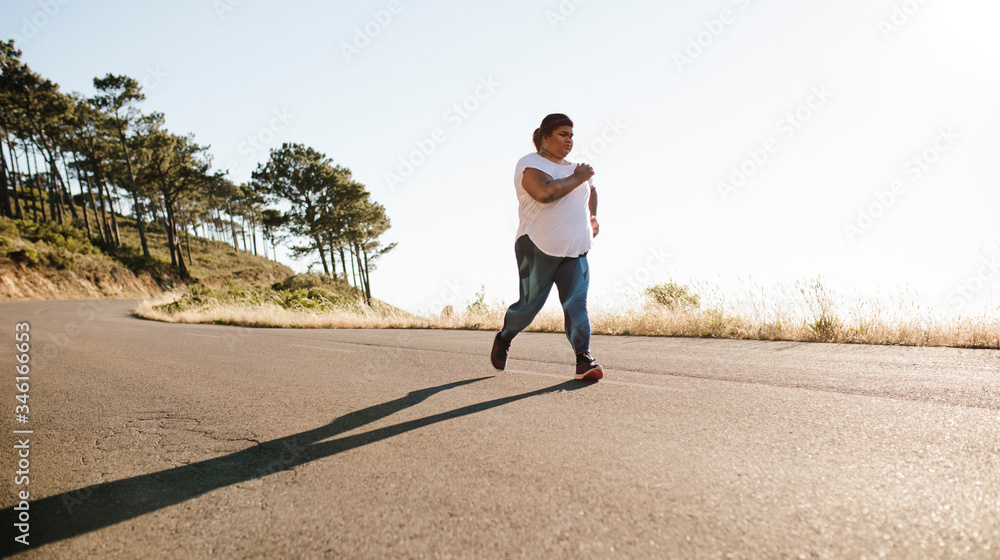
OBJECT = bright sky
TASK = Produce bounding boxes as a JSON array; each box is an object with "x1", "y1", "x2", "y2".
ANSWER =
[{"x1": 6, "y1": 0, "x2": 1000, "y2": 317}]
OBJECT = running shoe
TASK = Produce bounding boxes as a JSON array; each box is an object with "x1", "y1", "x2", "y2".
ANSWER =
[
  {"x1": 490, "y1": 332, "x2": 511, "y2": 370},
  {"x1": 575, "y1": 352, "x2": 603, "y2": 381}
]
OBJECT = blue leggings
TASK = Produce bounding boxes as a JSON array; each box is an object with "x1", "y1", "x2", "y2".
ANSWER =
[{"x1": 500, "y1": 234, "x2": 591, "y2": 353}]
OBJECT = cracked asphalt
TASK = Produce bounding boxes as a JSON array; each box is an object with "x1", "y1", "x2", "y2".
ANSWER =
[{"x1": 1, "y1": 299, "x2": 1000, "y2": 559}]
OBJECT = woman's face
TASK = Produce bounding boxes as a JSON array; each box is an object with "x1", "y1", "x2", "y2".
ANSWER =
[{"x1": 541, "y1": 125, "x2": 574, "y2": 160}]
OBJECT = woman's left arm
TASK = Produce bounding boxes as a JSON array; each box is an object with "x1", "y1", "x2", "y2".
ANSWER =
[{"x1": 589, "y1": 185, "x2": 599, "y2": 237}]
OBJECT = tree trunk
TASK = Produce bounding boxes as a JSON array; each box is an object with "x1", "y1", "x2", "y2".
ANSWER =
[
  {"x1": 82, "y1": 137, "x2": 112, "y2": 243},
  {"x1": 0, "y1": 117, "x2": 15, "y2": 218},
  {"x1": 353, "y1": 243, "x2": 370, "y2": 304},
  {"x1": 130, "y1": 190, "x2": 146, "y2": 251},
  {"x1": 66, "y1": 153, "x2": 91, "y2": 237},
  {"x1": 3, "y1": 137, "x2": 24, "y2": 220},
  {"x1": 94, "y1": 170, "x2": 112, "y2": 244},
  {"x1": 9, "y1": 143, "x2": 30, "y2": 221},
  {"x1": 24, "y1": 144, "x2": 45, "y2": 222},
  {"x1": 183, "y1": 214, "x2": 194, "y2": 270},
  {"x1": 362, "y1": 245, "x2": 372, "y2": 304},
  {"x1": 102, "y1": 179, "x2": 121, "y2": 246},
  {"x1": 31, "y1": 141, "x2": 61, "y2": 224},
  {"x1": 249, "y1": 211, "x2": 258, "y2": 256},
  {"x1": 0, "y1": 136, "x2": 12, "y2": 219},
  {"x1": 117, "y1": 126, "x2": 149, "y2": 258},
  {"x1": 165, "y1": 200, "x2": 187, "y2": 277},
  {"x1": 313, "y1": 234, "x2": 330, "y2": 276},
  {"x1": 338, "y1": 246, "x2": 348, "y2": 282},
  {"x1": 326, "y1": 234, "x2": 338, "y2": 281},
  {"x1": 349, "y1": 246, "x2": 358, "y2": 288},
  {"x1": 26, "y1": 111, "x2": 76, "y2": 222},
  {"x1": 82, "y1": 169, "x2": 103, "y2": 242},
  {"x1": 225, "y1": 201, "x2": 240, "y2": 251},
  {"x1": 57, "y1": 151, "x2": 79, "y2": 221},
  {"x1": 240, "y1": 215, "x2": 248, "y2": 254},
  {"x1": 164, "y1": 200, "x2": 177, "y2": 268}
]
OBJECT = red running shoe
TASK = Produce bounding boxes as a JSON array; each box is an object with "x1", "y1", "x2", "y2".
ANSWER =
[
  {"x1": 491, "y1": 332, "x2": 510, "y2": 371},
  {"x1": 575, "y1": 352, "x2": 603, "y2": 381}
]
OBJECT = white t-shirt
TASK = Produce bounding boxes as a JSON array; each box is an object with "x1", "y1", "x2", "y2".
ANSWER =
[{"x1": 513, "y1": 152, "x2": 593, "y2": 258}]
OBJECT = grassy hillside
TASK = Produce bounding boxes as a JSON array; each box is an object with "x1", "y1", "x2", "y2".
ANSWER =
[
  {"x1": 111, "y1": 214, "x2": 293, "y2": 286},
  {"x1": 0, "y1": 206, "x2": 294, "y2": 300},
  {"x1": 0, "y1": 216, "x2": 163, "y2": 299}
]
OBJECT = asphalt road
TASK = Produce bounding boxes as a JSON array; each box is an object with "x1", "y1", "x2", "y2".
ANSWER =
[{"x1": 1, "y1": 299, "x2": 999, "y2": 559}]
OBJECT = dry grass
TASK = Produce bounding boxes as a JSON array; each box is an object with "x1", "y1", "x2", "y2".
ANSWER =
[{"x1": 134, "y1": 279, "x2": 1000, "y2": 350}]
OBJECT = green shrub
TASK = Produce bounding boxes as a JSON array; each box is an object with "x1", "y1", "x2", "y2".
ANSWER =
[
  {"x1": 757, "y1": 320, "x2": 784, "y2": 340},
  {"x1": 9, "y1": 247, "x2": 40, "y2": 266},
  {"x1": 0, "y1": 218, "x2": 18, "y2": 238},
  {"x1": 307, "y1": 287, "x2": 345, "y2": 306},
  {"x1": 646, "y1": 281, "x2": 701, "y2": 310},
  {"x1": 807, "y1": 314, "x2": 842, "y2": 342},
  {"x1": 702, "y1": 309, "x2": 731, "y2": 338},
  {"x1": 272, "y1": 273, "x2": 338, "y2": 291},
  {"x1": 44, "y1": 248, "x2": 75, "y2": 270},
  {"x1": 466, "y1": 285, "x2": 488, "y2": 314}
]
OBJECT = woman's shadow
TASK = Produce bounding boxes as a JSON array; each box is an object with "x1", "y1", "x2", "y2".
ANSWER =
[{"x1": 2, "y1": 376, "x2": 593, "y2": 554}]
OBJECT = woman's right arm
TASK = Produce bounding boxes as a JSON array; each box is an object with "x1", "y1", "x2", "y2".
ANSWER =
[{"x1": 521, "y1": 164, "x2": 594, "y2": 204}]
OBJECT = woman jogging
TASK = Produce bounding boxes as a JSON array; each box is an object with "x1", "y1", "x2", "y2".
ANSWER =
[{"x1": 490, "y1": 113, "x2": 603, "y2": 381}]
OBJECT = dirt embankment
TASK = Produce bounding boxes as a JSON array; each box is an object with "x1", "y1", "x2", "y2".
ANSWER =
[{"x1": 0, "y1": 262, "x2": 167, "y2": 301}]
